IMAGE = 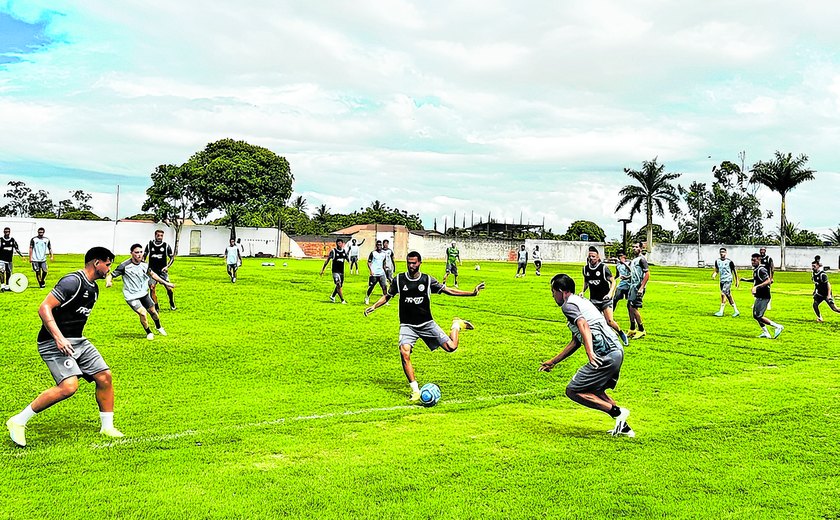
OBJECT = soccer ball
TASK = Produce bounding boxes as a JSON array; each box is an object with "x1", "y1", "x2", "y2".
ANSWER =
[
  {"x1": 419, "y1": 383, "x2": 441, "y2": 407},
  {"x1": 474, "y1": 264, "x2": 481, "y2": 271}
]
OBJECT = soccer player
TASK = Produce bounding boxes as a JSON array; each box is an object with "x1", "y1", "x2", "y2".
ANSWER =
[
  {"x1": 107, "y1": 244, "x2": 174, "y2": 340},
  {"x1": 6, "y1": 247, "x2": 123, "y2": 447},
  {"x1": 442, "y1": 241, "x2": 462, "y2": 287},
  {"x1": 347, "y1": 238, "x2": 365, "y2": 275},
  {"x1": 626, "y1": 242, "x2": 649, "y2": 338},
  {"x1": 539, "y1": 273, "x2": 634, "y2": 437},
  {"x1": 612, "y1": 251, "x2": 631, "y2": 310},
  {"x1": 225, "y1": 238, "x2": 242, "y2": 283},
  {"x1": 1, "y1": 227, "x2": 25, "y2": 291},
  {"x1": 143, "y1": 229, "x2": 176, "y2": 311},
  {"x1": 515, "y1": 244, "x2": 528, "y2": 278},
  {"x1": 759, "y1": 247, "x2": 775, "y2": 281},
  {"x1": 533, "y1": 245, "x2": 542, "y2": 276},
  {"x1": 741, "y1": 253, "x2": 783, "y2": 339},
  {"x1": 382, "y1": 239, "x2": 396, "y2": 283},
  {"x1": 581, "y1": 246, "x2": 628, "y2": 345},
  {"x1": 29, "y1": 227, "x2": 53, "y2": 289},
  {"x1": 320, "y1": 238, "x2": 349, "y2": 304},
  {"x1": 712, "y1": 247, "x2": 740, "y2": 317},
  {"x1": 364, "y1": 250, "x2": 485, "y2": 401},
  {"x1": 811, "y1": 258, "x2": 840, "y2": 322},
  {"x1": 365, "y1": 240, "x2": 389, "y2": 305}
]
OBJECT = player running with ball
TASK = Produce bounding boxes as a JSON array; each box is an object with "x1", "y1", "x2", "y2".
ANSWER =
[{"x1": 364, "y1": 251, "x2": 485, "y2": 402}]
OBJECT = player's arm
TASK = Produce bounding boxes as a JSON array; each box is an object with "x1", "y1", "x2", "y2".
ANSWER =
[
  {"x1": 39, "y1": 293, "x2": 74, "y2": 355},
  {"x1": 639, "y1": 269, "x2": 650, "y2": 291},
  {"x1": 149, "y1": 268, "x2": 175, "y2": 288},
  {"x1": 441, "y1": 282, "x2": 485, "y2": 297},
  {"x1": 320, "y1": 251, "x2": 333, "y2": 275},
  {"x1": 732, "y1": 262, "x2": 739, "y2": 288},
  {"x1": 539, "y1": 336, "x2": 581, "y2": 371},
  {"x1": 47, "y1": 239, "x2": 53, "y2": 260},
  {"x1": 712, "y1": 263, "x2": 718, "y2": 279},
  {"x1": 14, "y1": 239, "x2": 23, "y2": 258},
  {"x1": 28, "y1": 238, "x2": 34, "y2": 262},
  {"x1": 575, "y1": 317, "x2": 601, "y2": 367},
  {"x1": 606, "y1": 270, "x2": 617, "y2": 299},
  {"x1": 105, "y1": 262, "x2": 125, "y2": 287},
  {"x1": 458, "y1": 251, "x2": 462, "y2": 265},
  {"x1": 164, "y1": 245, "x2": 175, "y2": 271},
  {"x1": 367, "y1": 252, "x2": 374, "y2": 274}
]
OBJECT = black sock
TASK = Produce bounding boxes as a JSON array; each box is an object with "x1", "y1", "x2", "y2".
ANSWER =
[
  {"x1": 144, "y1": 326, "x2": 152, "y2": 334},
  {"x1": 155, "y1": 303, "x2": 160, "y2": 312},
  {"x1": 638, "y1": 324, "x2": 645, "y2": 332},
  {"x1": 168, "y1": 293, "x2": 175, "y2": 307},
  {"x1": 629, "y1": 323, "x2": 636, "y2": 331},
  {"x1": 608, "y1": 405, "x2": 621, "y2": 418},
  {"x1": 152, "y1": 317, "x2": 161, "y2": 328}
]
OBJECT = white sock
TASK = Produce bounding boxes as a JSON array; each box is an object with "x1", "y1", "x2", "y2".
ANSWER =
[
  {"x1": 409, "y1": 381, "x2": 419, "y2": 393},
  {"x1": 13, "y1": 405, "x2": 37, "y2": 425},
  {"x1": 719, "y1": 304, "x2": 725, "y2": 311},
  {"x1": 761, "y1": 326, "x2": 769, "y2": 335},
  {"x1": 100, "y1": 412, "x2": 114, "y2": 430},
  {"x1": 452, "y1": 321, "x2": 462, "y2": 331},
  {"x1": 732, "y1": 304, "x2": 738, "y2": 312},
  {"x1": 767, "y1": 320, "x2": 781, "y2": 328}
]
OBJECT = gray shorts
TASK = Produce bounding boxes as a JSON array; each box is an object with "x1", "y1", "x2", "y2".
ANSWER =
[
  {"x1": 332, "y1": 272, "x2": 344, "y2": 287},
  {"x1": 0, "y1": 260, "x2": 11, "y2": 274},
  {"x1": 31, "y1": 261, "x2": 47, "y2": 272},
  {"x1": 753, "y1": 298, "x2": 770, "y2": 319},
  {"x1": 38, "y1": 338, "x2": 109, "y2": 384},
  {"x1": 148, "y1": 270, "x2": 169, "y2": 286},
  {"x1": 368, "y1": 274, "x2": 387, "y2": 292},
  {"x1": 628, "y1": 286, "x2": 645, "y2": 308},
  {"x1": 720, "y1": 280, "x2": 732, "y2": 295},
  {"x1": 590, "y1": 298, "x2": 614, "y2": 312},
  {"x1": 127, "y1": 294, "x2": 155, "y2": 312},
  {"x1": 517, "y1": 262, "x2": 527, "y2": 271},
  {"x1": 399, "y1": 321, "x2": 451, "y2": 351},
  {"x1": 567, "y1": 348, "x2": 624, "y2": 393},
  {"x1": 614, "y1": 286, "x2": 630, "y2": 302},
  {"x1": 446, "y1": 263, "x2": 458, "y2": 276}
]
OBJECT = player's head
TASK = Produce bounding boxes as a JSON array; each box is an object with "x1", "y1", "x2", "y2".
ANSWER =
[
  {"x1": 451, "y1": 241, "x2": 456, "y2": 247},
  {"x1": 375, "y1": 240, "x2": 382, "y2": 251},
  {"x1": 85, "y1": 247, "x2": 114, "y2": 279},
  {"x1": 237, "y1": 238, "x2": 241, "y2": 243},
  {"x1": 550, "y1": 273, "x2": 575, "y2": 306},
  {"x1": 351, "y1": 239, "x2": 356, "y2": 245},
  {"x1": 230, "y1": 238, "x2": 236, "y2": 246},
  {"x1": 520, "y1": 244, "x2": 526, "y2": 250},
  {"x1": 751, "y1": 252, "x2": 761, "y2": 266},
  {"x1": 154, "y1": 230, "x2": 164, "y2": 242},
  {"x1": 812, "y1": 259, "x2": 821, "y2": 271},
  {"x1": 37, "y1": 227, "x2": 45, "y2": 236},
  {"x1": 719, "y1": 247, "x2": 727, "y2": 259},
  {"x1": 814, "y1": 255, "x2": 821, "y2": 264},
  {"x1": 383, "y1": 239, "x2": 390, "y2": 248},
  {"x1": 618, "y1": 251, "x2": 627, "y2": 261},
  {"x1": 406, "y1": 250, "x2": 422, "y2": 274},
  {"x1": 130, "y1": 243, "x2": 144, "y2": 263},
  {"x1": 3, "y1": 227, "x2": 9, "y2": 237},
  {"x1": 759, "y1": 247, "x2": 767, "y2": 255},
  {"x1": 335, "y1": 238, "x2": 344, "y2": 247},
  {"x1": 587, "y1": 245, "x2": 599, "y2": 264},
  {"x1": 632, "y1": 242, "x2": 642, "y2": 255},
  {"x1": 534, "y1": 245, "x2": 539, "y2": 251}
]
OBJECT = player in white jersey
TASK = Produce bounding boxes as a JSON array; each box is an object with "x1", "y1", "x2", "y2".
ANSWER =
[
  {"x1": 539, "y1": 274, "x2": 633, "y2": 437},
  {"x1": 107, "y1": 244, "x2": 174, "y2": 340},
  {"x1": 225, "y1": 238, "x2": 242, "y2": 282},
  {"x1": 29, "y1": 227, "x2": 53, "y2": 289},
  {"x1": 532, "y1": 246, "x2": 542, "y2": 276},
  {"x1": 365, "y1": 240, "x2": 389, "y2": 305},
  {"x1": 712, "y1": 247, "x2": 740, "y2": 317},
  {"x1": 515, "y1": 245, "x2": 529, "y2": 277},
  {"x1": 348, "y1": 238, "x2": 365, "y2": 275}
]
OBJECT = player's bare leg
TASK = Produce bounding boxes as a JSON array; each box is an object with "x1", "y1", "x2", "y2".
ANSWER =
[
  {"x1": 31, "y1": 377, "x2": 80, "y2": 412},
  {"x1": 91, "y1": 370, "x2": 122, "y2": 437}
]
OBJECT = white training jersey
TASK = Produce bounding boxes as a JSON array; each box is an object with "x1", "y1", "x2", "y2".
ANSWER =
[{"x1": 225, "y1": 246, "x2": 240, "y2": 264}]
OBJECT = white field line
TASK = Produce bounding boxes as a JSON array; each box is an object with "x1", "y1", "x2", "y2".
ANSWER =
[{"x1": 89, "y1": 388, "x2": 556, "y2": 449}]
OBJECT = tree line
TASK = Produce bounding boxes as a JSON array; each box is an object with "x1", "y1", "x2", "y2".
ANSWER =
[{"x1": 0, "y1": 181, "x2": 103, "y2": 220}]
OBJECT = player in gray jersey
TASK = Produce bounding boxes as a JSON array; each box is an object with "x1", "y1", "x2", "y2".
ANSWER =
[
  {"x1": 612, "y1": 251, "x2": 632, "y2": 310},
  {"x1": 539, "y1": 274, "x2": 634, "y2": 437},
  {"x1": 365, "y1": 240, "x2": 389, "y2": 305},
  {"x1": 29, "y1": 227, "x2": 53, "y2": 289},
  {"x1": 107, "y1": 244, "x2": 174, "y2": 340},
  {"x1": 712, "y1": 247, "x2": 740, "y2": 317},
  {"x1": 811, "y1": 258, "x2": 840, "y2": 322},
  {"x1": 515, "y1": 245, "x2": 528, "y2": 277},
  {"x1": 626, "y1": 242, "x2": 649, "y2": 338},
  {"x1": 225, "y1": 238, "x2": 242, "y2": 282},
  {"x1": 6, "y1": 247, "x2": 124, "y2": 447},
  {"x1": 1, "y1": 227, "x2": 25, "y2": 291}
]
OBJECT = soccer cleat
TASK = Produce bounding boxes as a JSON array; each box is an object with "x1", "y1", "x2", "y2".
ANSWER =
[
  {"x1": 99, "y1": 426, "x2": 124, "y2": 438},
  {"x1": 612, "y1": 408, "x2": 630, "y2": 436},
  {"x1": 618, "y1": 330, "x2": 629, "y2": 346},
  {"x1": 232, "y1": 277, "x2": 236, "y2": 283},
  {"x1": 157, "y1": 327, "x2": 167, "y2": 337},
  {"x1": 452, "y1": 318, "x2": 474, "y2": 331},
  {"x1": 773, "y1": 325, "x2": 784, "y2": 339},
  {"x1": 626, "y1": 330, "x2": 637, "y2": 339},
  {"x1": 633, "y1": 330, "x2": 646, "y2": 339},
  {"x1": 714, "y1": 310, "x2": 724, "y2": 317},
  {"x1": 329, "y1": 295, "x2": 336, "y2": 303},
  {"x1": 732, "y1": 311, "x2": 740, "y2": 317},
  {"x1": 817, "y1": 316, "x2": 824, "y2": 323},
  {"x1": 454, "y1": 283, "x2": 459, "y2": 288},
  {"x1": 609, "y1": 422, "x2": 636, "y2": 438},
  {"x1": 758, "y1": 331, "x2": 771, "y2": 339},
  {"x1": 409, "y1": 391, "x2": 421, "y2": 402},
  {"x1": 341, "y1": 300, "x2": 347, "y2": 304},
  {"x1": 364, "y1": 297, "x2": 369, "y2": 305},
  {"x1": 6, "y1": 418, "x2": 26, "y2": 447},
  {"x1": 146, "y1": 332, "x2": 155, "y2": 340}
]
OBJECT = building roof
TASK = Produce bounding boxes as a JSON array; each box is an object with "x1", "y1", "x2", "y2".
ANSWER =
[{"x1": 332, "y1": 224, "x2": 409, "y2": 234}]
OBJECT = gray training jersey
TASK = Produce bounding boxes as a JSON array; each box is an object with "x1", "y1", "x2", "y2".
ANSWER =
[
  {"x1": 561, "y1": 294, "x2": 623, "y2": 356},
  {"x1": 111, "y1": 259, "x2": 152, "y2": 300},
  {"x1": 715, "y1": 258, "x2": 736, "y2": 283},
  {"x1": 630, "y1": 255, "x2": 649, "y2": 288}
]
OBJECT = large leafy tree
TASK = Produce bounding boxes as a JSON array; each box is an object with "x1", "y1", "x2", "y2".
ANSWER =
[
  {"x1": 562, "y1": 220, "x2": 606, "y2": 242},
  {"x1": 615, "y1": 158, "x2": 681, "y2": 250},
  {"x1": 749, "y1": 151, "x2": 815, "y2": 270},
  {"x1": 185, "y1": 139, "x2": 293, "y2": 238},
  {"x1": 142, "y1": 164, "x2": 197, "y2": 255}
]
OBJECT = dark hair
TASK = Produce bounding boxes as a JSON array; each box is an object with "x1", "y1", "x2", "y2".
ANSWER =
[
  {"x1": 720, "y1": 247, "x2": 727, "y2": 252},
  {"x1": 815, "y1": 255, "x2": 821, "y2": 263},
  {"x1": 550, "y1": 273, "x2": 576, "y2": 293},
  {"x1": 335, "y1": 238, "x2": 344, "y2": 245},
  {"x1": 751, "y1": 253, "x2": 761, "y2": 260},
  {"x1": 130, "y1": 243, "x2": 143, "y2": 251},
  {"x1": 37, "y1": 227, "x2": 45, "y2": 232},
  {"x1": 617, "y1": 250, "x2": 626, "y2": 256},
  {"x1": 3, "y1": 227, "x2": 9, "y2": 232},
  {"x1": 85, "y1": 247, "x2": 114, "y2": 264},
  {"x1": 588, "y1": 246, "x2": 598, "y2": 253},
  {"x1": 407, "y1": 250, "x2": 422, "y2": 262}
]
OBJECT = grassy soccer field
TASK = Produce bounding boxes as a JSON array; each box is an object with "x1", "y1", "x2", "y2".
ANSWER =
[{"x1": 1, "y1": 255, "x2": 838, "y2": 519}]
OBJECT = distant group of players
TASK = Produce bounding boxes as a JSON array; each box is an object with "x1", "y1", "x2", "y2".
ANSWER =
[{"x1": 5, "y1": 226, "x2": 839, "y2": 446}]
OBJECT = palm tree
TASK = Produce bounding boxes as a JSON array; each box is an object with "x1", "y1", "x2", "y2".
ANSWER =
[
  {"x1": 749, "y1": 151, "x2": 815, "y2": 270},
  {"x1": 291, "y1": 195, "x2": 307, "y2": 212},
  {"x1": 823, "y1": 225, "x2": 840, "y2": 246},
  {"x1": 615, "y1": 158, "x2": 681, "y2": 250},
  {"x1": 314, "y1": 204, "x2": 330, "y2": 224}
]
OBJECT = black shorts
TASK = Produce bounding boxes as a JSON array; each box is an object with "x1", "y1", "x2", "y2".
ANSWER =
[
  {"x1": 814, "y1": 293, "x2": 834, "y2": 306},
  {"x1": 590, "y1": 298, "x2": 614, "y2": 312}
]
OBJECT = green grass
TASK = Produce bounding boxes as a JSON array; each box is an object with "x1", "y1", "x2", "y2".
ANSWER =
[{"x1": 1, "y1": 256, "x2": 839, "y2": 519}]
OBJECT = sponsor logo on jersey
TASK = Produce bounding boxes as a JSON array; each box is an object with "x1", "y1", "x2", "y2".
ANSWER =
[
  {"x1": 418, "y1": 284, "x2": 425, "y2": 291},
  {"x1": 63, "y1": 359, "x2": 74, "y2": 369},
  {"x1": 405, "y1": 296, "x2": 425, "y2": 304},
  {"x1": 75, "y1": 307, "x2": 92, "y2": 317},
  {"x1": 403, "y1": 285, "x2": 409, "y2": 291}
]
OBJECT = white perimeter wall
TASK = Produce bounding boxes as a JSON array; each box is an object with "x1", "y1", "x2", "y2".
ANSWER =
[{"x1": 650, "y1": 243, "x2": 840, "y2": 270}]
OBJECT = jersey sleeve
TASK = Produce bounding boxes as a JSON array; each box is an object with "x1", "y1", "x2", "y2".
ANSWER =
[
  {"x1": 561, "y1": 301, "x2": 584, "y2": 324},
  {"x1": 428, "y1": 276, "x2": 445, "y2": 294},
  {"x1": 639, "y1": 257, "x2": 650, "y2": 271},
  {"x1": 111, "y1": 259, "x2": 130, "y2": 278},
  {"x1": 368, "y1": 252, "x2": 374, "y2": 262},
  {"x1": 29, "y1": 238, "x2": 35, "y2": 248},
  {"x1": 50, "y1": 274, "x2": 82, "y2": 303},
  {"x1": 167, "y1": 245, "x2": 173, "y2": 257},
  {"x1": 387, "y1": 276, "x2": 399, "y2": 297}
]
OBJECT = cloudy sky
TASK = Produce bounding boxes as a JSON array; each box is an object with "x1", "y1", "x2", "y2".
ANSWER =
[{"x1": 2, "y1": 0, "x2": 839, "y2": 239}]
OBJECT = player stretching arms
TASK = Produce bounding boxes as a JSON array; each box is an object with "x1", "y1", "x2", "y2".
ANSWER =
[
  {"x1": 811, "y1": 258, "x2": 840, "y2": 322},
  {"x1": 712, "y1": 247, "x2": 740, "y2": 317},
  {"x1": 320, "y1": 238, "x2": 349, "y2": 304},
  {"x1": 581, "y1": 246, "x2": 628, "y2": 345},
  {"x1": 107, "y1": 244, "x2": 174, "y2": 340},
  {"x1": 741, "y1": 253, "x2": 783, "y2": 339},
  {"x1": 1, "y1": 227, "x2": 25, "y2": 291},
  {"x1": 29, "y1": 227, "x2": 53, "y2": 289},
  {"x1": 144, "y1": 230, "x2": 176, "y2": 311},
  {"x1": 364, "y1": 251, "x2": 484, "y2": 401},
  {"x1": 6, "y1": 247, "x2": 123, "y2": 447},
  {"x1": 539, "y1": 273, "x2": 633, "y2": 437},
  {"x1": 225, "y1": 238, "x2": 242, "y2": 282},
  {"x1": 347, "y1": 238, "x2": 365, "y2": 275}
]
